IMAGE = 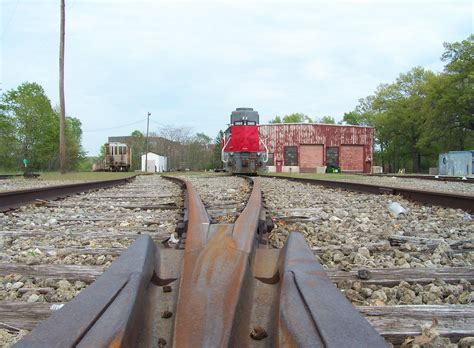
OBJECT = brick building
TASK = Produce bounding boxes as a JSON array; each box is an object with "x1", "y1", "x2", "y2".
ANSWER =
[{"x1": 259, "y1": 124, "x2": 374, "y2": 173}]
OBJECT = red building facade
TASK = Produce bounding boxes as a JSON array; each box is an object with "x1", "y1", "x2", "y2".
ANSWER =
[{"x1": 259, "y1": 124, "x2": 374, "y2": 173}]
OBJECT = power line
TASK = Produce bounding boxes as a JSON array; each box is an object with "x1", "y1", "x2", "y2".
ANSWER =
[
  {"x1": 149, "y1": 119, "x2": 167, "y2": 128},
  {"x1": 83, "y1": 118, "x2": 146, "y2": 133}
]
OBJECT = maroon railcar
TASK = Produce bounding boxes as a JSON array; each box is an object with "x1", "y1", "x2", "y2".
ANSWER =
[
  {"x1": 259, "y1": 124, "x2": 373, "y2": 173},
  {"x1": 222, "y1": 108, "x2": 268, "y2": 174}
]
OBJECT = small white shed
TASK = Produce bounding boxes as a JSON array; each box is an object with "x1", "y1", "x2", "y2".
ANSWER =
[{"x1": 141, "y1": 152, "x2": 167, "y2": 172}]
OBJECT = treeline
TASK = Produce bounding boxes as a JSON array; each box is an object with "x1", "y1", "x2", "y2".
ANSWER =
[
  {"x1": 115, "y1": 127, "x2": 222, "y2": 171},
  {"x1": 266, "y1": 36, "x2": 472, "y2": 173},
  {"x1": 343, "y1": 35, "x2": 473, "y2": 173},
  {"x1": 0, "y1": 82, "x2": 84, "y2": 171},
  {"x1": 269, "y1": 113, "x2": 336, "y2": 124}
]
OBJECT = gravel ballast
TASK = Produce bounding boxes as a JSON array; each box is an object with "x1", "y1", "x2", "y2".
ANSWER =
[
  {"x1": 0, "y1": 175, "x2": 182, "y2": 346},
  {"x1": 257, "y1": 176, "x2": 473, "y2": 346}
]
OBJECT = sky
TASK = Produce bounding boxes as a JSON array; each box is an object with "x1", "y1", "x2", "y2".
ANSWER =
[{"x1": 1, "y1": 0, "x2": 472, "y2": 155}]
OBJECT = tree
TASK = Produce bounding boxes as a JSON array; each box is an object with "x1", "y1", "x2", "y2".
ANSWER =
[
  {"x1": 319, "y1": 115, "x2": 335, "y2": 124},
  {"x1": 185, "y1": 133, "x2": 213, "y2": 170},
  {"x1": 342, "y1": 111, "x2": 363, "y2": 125},
  {"x1": 129, "y1": 130, "x2": 146, "y2": 170},
  {"x1": 424, "y1": 35, "x2": 474, "y2": 151},
  {"x1": 0, "y1": 109, "x2": 18, "y2": 170},
  {"x1": 372, "y1": 67, "x2": 434, "y2": 172},
  {"x1": 1, "y1": 82, "x2": 60, "y2": 170},
  {"x1": 268, "y1": 113, "x2": 313, "y2": 123},
  {"x1": 339, "y1": 36, "x2": 473, "y2": 173},
  {"x1": 211, "y1": 130, "x2": 224, "y2": 169},
  {"x1": 0, "y1": 82, "x2": 84, "y2": 171},
  {"x1": 64, "y1": 116, "x2": 85, "y2": 170},
  {"x1": 156, "y1": 125, "x2": 193, "y2": 170},
  {"x1": 268, "y1": 116, "x2": 282, "y2": 124}
]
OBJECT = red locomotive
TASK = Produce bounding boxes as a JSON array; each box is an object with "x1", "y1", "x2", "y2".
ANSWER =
[{"x1": 221, "y1": 107, "x2": 268, "y2": 174}]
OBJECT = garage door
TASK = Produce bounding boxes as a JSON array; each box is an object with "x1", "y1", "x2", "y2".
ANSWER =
[
  {"x1": 340, "y1": 145, "x2": 364, "y2": 172},
  {"x1": 299, "y1": 145, "x2": 324, "y2": 172}
]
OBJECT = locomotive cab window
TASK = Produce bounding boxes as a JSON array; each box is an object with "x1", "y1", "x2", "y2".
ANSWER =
[
  {"x1": 234, "y1": 121, "x2": 243, "y2": 125},
  {"x1": 247, "y1": 121, "x2": 256, "y2": 125},
  {"x1": 284, "y1": 146, "x2": 298, "y2": 166},
  {"x1": 118, "y1": 146, "x2": 122, "y2": 155}
]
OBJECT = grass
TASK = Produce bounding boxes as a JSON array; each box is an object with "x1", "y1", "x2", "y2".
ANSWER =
[{"x1": 38, "y1": 172, "x2": 136, "y2": 181}]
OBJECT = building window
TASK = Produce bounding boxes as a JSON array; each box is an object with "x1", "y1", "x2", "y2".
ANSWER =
[
  {"x1": 267, "y1": 153, "x2": 274, "y2": 166},
  {"x1": 326, "y1": 147, "x2": 339, "y2": 167},
  {"x1": 284, "y1": 146, "x2": 298, "y2": 166}
]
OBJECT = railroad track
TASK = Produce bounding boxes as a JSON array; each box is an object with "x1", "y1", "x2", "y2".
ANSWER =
[
  {"x1": 5, "y1": 175, "x2": 386, "y2": 347},
  {"x1": 1, "y1": 174, "x2": 473, "y2": 346},
  {"x1": 262, "y1": 174, "x2": 473, "y2": 212},
  {"x1": 257, "y1": 175, "x2": 473, "y2": 346},
  {"x1": 0, "y1": 175, "x2": 182, "y2": 345},
  {"x1": 369, "y1": 173, "x2": 474, "y2": 184}
]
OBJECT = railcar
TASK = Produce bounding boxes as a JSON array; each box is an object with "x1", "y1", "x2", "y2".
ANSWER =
[
  {"x1": 221, "y1": 107, "x2": 268, "y2": 174},
  {"x1": 104, "y1": 142, "x2": 132, "y2": 172}
]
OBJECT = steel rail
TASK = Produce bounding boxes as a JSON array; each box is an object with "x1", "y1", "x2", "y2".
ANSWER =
[
  {"x1": 0, "y1": 176, "x2": 135, "y2": 212},
  {"x1": 15, "y1": 176, "x2": 386, "y2": 347},
  {"x1": 367, "y1": 173, "x2": 474, "y2": 184},
  {"x1": 264, "y1": 175, "x2": 473, "y2": 213}
]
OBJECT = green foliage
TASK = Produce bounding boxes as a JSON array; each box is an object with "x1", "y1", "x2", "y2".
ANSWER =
[
  {"x1": 0, "y1": 82, "x2": 84, "y2": 171},
  {"x1": 76, "y1": 156, "x2": 98, "y2": 172},
  {"x1": 185, "y1": 132, "x2": 213, "y2": 170},
  {"x1": 342, "y1": 96, "x2": 376, "y2": 126},
  {"x1": 128, "y1": 130, "x2": 145, "y2": 170},
  {"x1": 268, "y1": 116, "x2": 282, "y2": 124},
  {"x1": 64, "y1": 116, "x2": 85, "y2": 170},
  {"x1": 211, "y1": 130, "x2": 224, "y2": 169},
  {"x1": 345, "y1": 35, "x2": 473, "y2": 173},
  {"x1": 319, "y1": 115, "x2": 335, "y2": 124},
  {"x1": 0, "y1": 111, "x2": 17, "y2": 169},
  {"x1": 268, "y1": 113, "x2": 313, "y2": 123}
]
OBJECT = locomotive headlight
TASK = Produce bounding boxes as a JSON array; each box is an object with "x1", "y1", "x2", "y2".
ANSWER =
[
  {"x1": 257, "y1": 152, "x2": 261, "y2": 156},
  {"x1": 230, "y1": 152, "x2": 234, "y2": 156}
]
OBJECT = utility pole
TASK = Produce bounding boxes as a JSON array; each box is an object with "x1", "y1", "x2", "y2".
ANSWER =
[
  {"x1": 144, "y1": 112, "x2": 150, "y2": 172},
  {"x1": 59, "y1": 0, "x2": 66, "y2": 173}
]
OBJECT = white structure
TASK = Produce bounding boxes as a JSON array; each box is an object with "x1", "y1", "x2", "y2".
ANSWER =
[{"x1": 141, "y1": 152, "x2": 167, "y2": 172}]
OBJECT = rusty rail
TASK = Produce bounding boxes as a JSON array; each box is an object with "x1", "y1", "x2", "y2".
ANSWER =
[
  {"x1": 15, "y1": 176, "x2": 386, "y2": 347},
  {"x1": 265, "y1": 175, "x2": 473, "y2": 213},
  {"x1": 368, "y1": 173, "x2": 474, "y2": 184},
  {"x1": 0, "y1": 177, "x2": 135, "y2": 212}
]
